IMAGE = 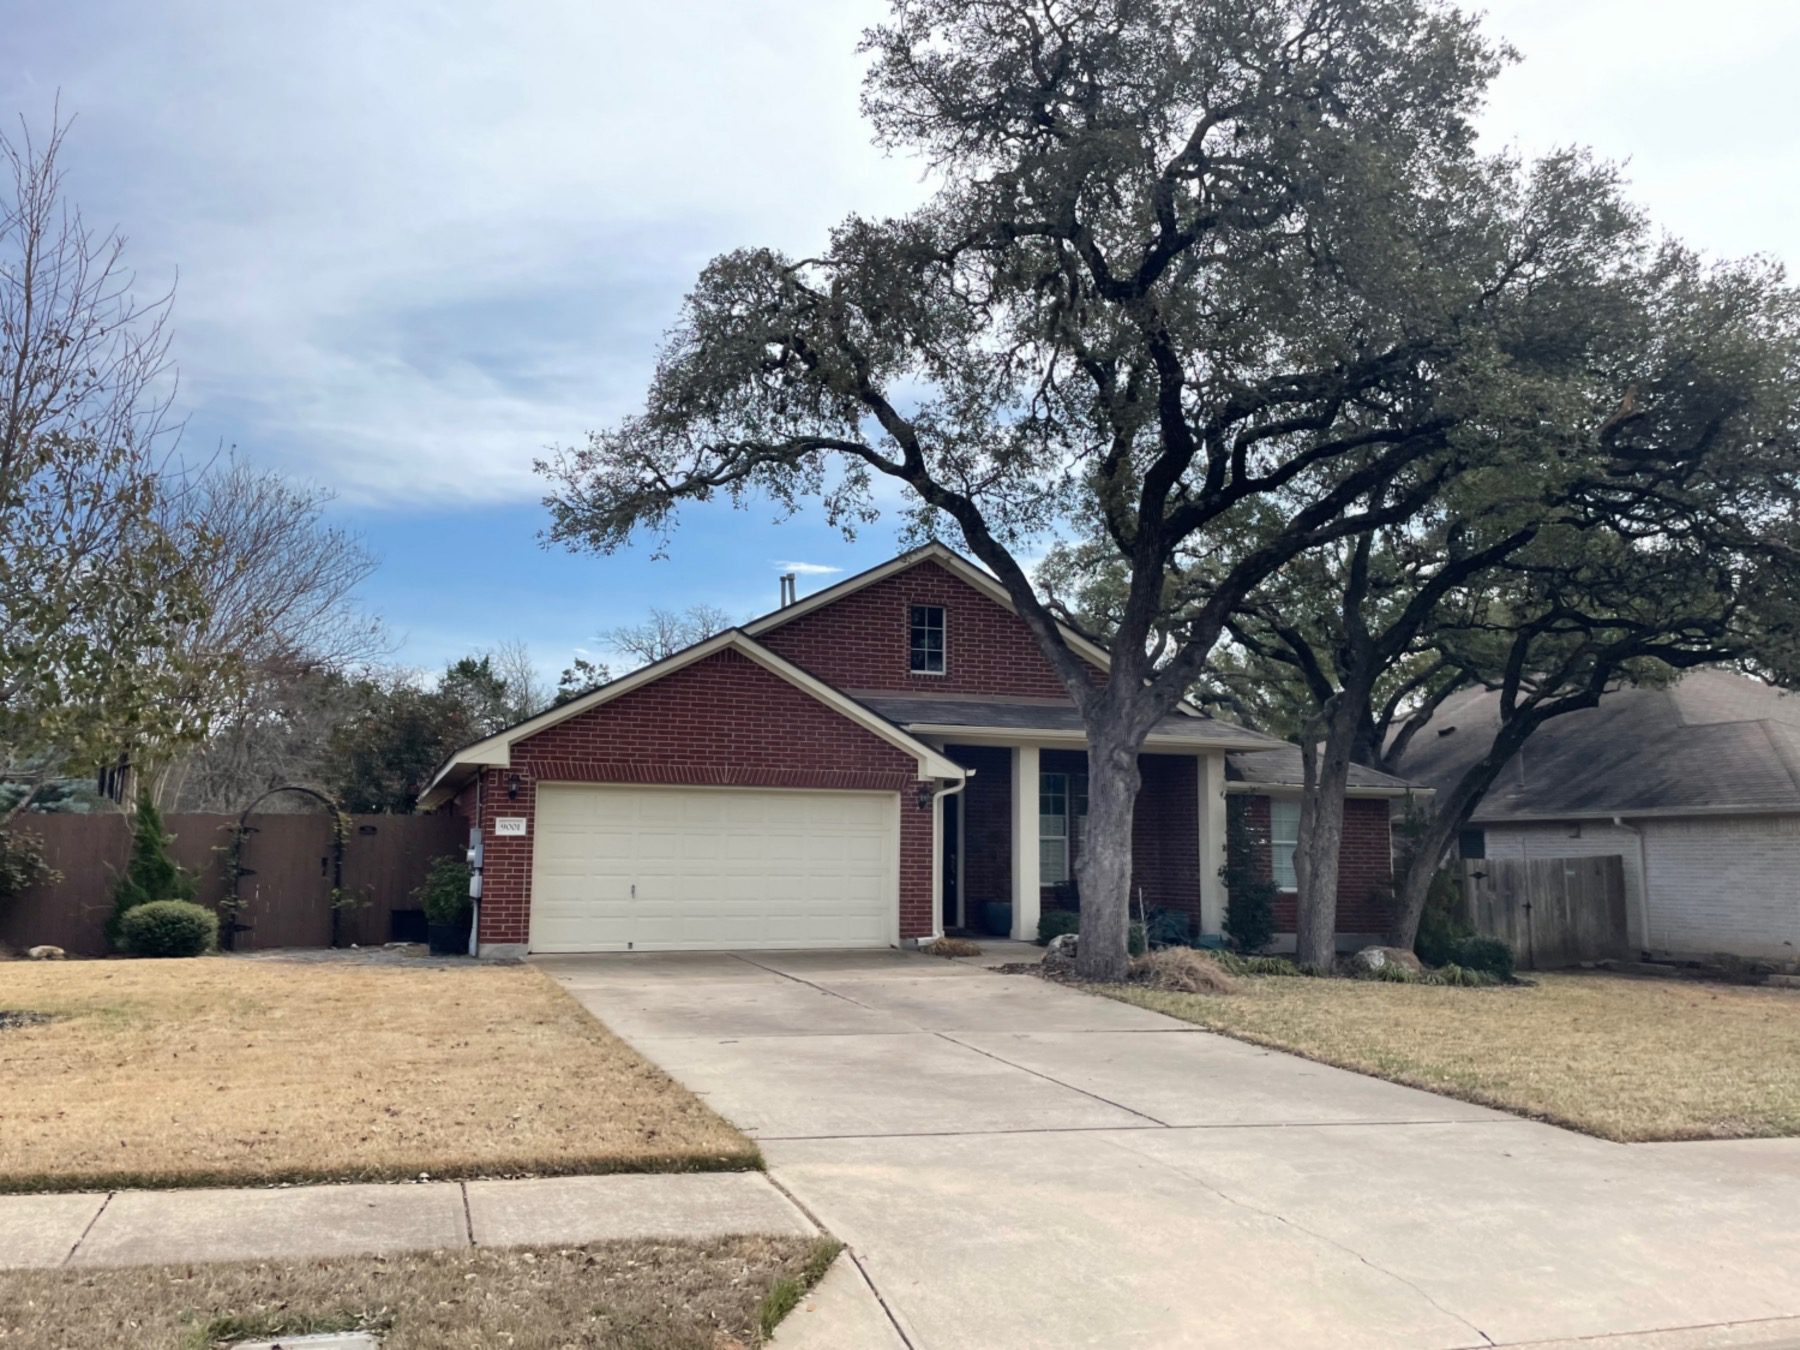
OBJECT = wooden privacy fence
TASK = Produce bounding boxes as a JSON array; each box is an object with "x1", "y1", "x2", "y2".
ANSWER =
[
  {"x1": 1459, "y1": 855, "x2": 1630, "y2": 970},
  {"x1": 1, "y1": 812, "x2": 466, "y2": 957}
]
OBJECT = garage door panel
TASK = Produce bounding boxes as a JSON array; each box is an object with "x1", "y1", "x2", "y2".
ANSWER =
[{"x1": 528, "y1": 785, "x2": 898, "y2": 952}]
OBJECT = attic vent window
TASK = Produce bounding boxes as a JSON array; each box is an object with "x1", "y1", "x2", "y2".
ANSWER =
[{"x1": 909, "y1": 604, "x2": 946, "y2": 675}]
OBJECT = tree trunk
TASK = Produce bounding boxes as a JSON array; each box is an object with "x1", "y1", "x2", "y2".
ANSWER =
[
  {"x1": 1074, "y1": 729, "x2": 1142, "y2": 982},
  {"x1": 1389, "y1": 808, "x2": 1461, "y2": 949},
  {"x1": 1388, "y1": 736, "x2": 1528, "y2": 947},
  {"x1": 1293, "y1": 682, "x2": 1365, "y2": 970},
  {"x1": 1293, "y1": 756, "x2": 1348, "y2": 971},
  {"x1": 1, "y1": 780, "x2": 45, "y2": 825}
]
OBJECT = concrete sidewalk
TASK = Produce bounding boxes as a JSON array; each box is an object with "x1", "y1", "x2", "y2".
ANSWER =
[{"x1": 0, "y1": 1171, "x2": 814, "y2": 1270}]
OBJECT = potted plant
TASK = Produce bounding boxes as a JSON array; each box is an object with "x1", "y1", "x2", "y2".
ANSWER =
[{"x1": 415, "y1": 854, "x2": 473, "y2": 956}]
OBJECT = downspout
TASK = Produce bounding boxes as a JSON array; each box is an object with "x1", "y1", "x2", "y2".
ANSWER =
[
  {"x1": 468, "y1": 772, "x2": 484, "y2": 957},
  {"x1": 1612, "y1": 815, "x2": 1651, "y2": 958},
  {"x1": 926, "y1": 772, "x2": 971, "y2": 945}
]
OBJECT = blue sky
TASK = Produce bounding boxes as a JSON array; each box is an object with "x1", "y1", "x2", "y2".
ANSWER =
[{"x1": 7, "y1": 0, "x2": 1798, "y2": 681}]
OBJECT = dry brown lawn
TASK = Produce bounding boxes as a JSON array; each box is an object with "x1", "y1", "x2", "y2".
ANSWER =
[
  {"x1": 1101, "y1": 970, "x2": 1800, "y2": 1142},
  {"x1": 0, "y1": 1236, "x2": 840, "y2": 1350},
  {"x1": 0, "y1": 958, "x2": 757, "y2": 1192}
]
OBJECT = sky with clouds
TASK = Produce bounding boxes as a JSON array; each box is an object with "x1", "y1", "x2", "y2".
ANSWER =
[{"x1": 6, "y1": 0, "x2": 1797, "y2": 679}]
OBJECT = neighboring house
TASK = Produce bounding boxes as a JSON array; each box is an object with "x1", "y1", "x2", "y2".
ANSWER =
[
  {"x1": 419, "y1": 544, "x2": 1404, "y2": 956},
  {"x1": 1395, "y1": 670, "x2": 1800, "y2": 962}
]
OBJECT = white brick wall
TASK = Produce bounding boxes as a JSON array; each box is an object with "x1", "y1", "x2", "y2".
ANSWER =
[{"x1": 1482, "y1": 816, "x2": 1800, "y2": 961}]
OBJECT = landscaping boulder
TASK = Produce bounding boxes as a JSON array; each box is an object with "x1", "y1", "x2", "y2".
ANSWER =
[
  {"x1": 1042, "y1": 932, "x2": 1079, "y2": 971},
  {"x1": 1347, "y1": 945, "x2": 1423, "y2": 976},
  {"x1": 25, "y1": 945, "x2": 65, "y2": 961}
]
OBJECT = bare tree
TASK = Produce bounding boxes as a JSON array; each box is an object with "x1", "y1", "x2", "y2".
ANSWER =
[
  {"x1": 150, "y1": 460, "x2": 385, "y2": 809},
  {"x1": 486, "y1": 639, "x2": 553, "y2": 724},
  {"x1": 602, "y1": 604, "x2": 734, "y2": 669},
  {"x1": 0, "y1": 108, "x2": 204, "y2": 820}
]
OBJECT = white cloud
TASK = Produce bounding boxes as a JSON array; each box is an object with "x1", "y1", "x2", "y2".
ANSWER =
[
  {"x1": 775, "y1": 561, "x2": 846, "y2": 576},
  {"x1": 4, "y1": 0, "x2": 917, "y2": 507}
]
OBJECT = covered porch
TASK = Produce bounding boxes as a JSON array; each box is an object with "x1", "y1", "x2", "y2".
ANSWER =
[
  {"x1": 855, "y1": 694, "x2": 1287, "y2": 945},
  {"x1": 938, "y1": 741, "x2": 1230, "y2": 943}
]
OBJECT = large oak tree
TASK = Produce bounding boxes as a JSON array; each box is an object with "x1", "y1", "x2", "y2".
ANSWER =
[{"x1": 543, "y1": 0, "x2": 1678, "y2": 978}]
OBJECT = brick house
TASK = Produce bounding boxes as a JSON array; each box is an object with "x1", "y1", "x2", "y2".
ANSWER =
[
  {"x1": 418, "y1": 544, "x2": 1408, "y2": 956},
  {"x1": 1396, "y1": 670, "x2": 1800, "y2": 962}
]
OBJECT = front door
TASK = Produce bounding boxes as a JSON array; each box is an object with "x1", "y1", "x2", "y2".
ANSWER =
[{"x1": 941, "y1": 793, "x2": 961, "y2": 929}]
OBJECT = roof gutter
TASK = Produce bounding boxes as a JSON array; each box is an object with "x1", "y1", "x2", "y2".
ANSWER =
[{"x1": 1222, "y1": 782, "x2": 1428, "y2": 800}]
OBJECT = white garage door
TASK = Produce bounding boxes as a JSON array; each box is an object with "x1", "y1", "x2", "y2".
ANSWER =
[{"x1": 529, "y1": 785, "x2": 899, "y2": 952}]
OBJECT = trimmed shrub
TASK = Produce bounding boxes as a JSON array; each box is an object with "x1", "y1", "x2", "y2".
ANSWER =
[
  {"x1": 120, "y1": 900, "x2": 218, "y2": 958},
  {"x1": 413, "y1": 854, "x2": 472, "y2": 925},
  {"x1": 108, "y1": 792, "x2": 196, "y2": 949},
  {"x1": 1128, "y1": 921, "x2": 1147, "y2": 957},
  {"x1": 1036, "y1": 908, "x2": 1080, "y2": 945},
  {"x1": 1452, "y1": 935, "x2": 1515, "y2": 981}
]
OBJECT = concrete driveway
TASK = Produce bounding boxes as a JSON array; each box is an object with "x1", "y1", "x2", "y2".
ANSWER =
[{"x1": 541, "y1": 949, "x2": 1800, "y2": 1350}]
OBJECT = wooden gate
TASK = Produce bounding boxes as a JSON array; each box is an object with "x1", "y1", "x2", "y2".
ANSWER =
[{"x1": 1459, "y1": 855, "x2": 1630, "y2": 970}]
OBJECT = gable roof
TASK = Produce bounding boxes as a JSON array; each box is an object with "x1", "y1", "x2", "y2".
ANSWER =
[
  {"x1": 1393, "y1": 669, "x2": 1800, "y2": 822},
  {"x1": 415, "y1": 629, "x2": 966, "y2": 810},
  {"x1": 748, "y1": 540, "x2": 1212, "y2": 717}
]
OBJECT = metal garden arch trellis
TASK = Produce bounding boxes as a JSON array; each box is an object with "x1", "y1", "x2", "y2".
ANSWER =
[{"x1": 222, "y1": 786, "x2": 347, "y2": 951}]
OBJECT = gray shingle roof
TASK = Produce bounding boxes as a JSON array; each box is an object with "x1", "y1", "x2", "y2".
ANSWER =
[
  {"x1": 853, "y1": 695, "x2": 1288, "y2": 750},
  {"x1": 1392, "y1": 670, "x2": 1800, "y2": 820},
  {"x1": 1224, "y1": 748, "x2": 1421, "y2": 792}
]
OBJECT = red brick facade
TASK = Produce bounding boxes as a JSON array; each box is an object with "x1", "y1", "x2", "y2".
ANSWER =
[
  {"x1": 1239, "y1": 794, "x2": 1396, "y2": 936},
  {"x1": 758, "y1": 558, "x2": 1107, "y2": 698},
  {"x1": 461, "y1": 646, "x2": 932, "y2": 947},
  {"x1": 440, "y1": 550, "x2": 1397, "y2": 955}
]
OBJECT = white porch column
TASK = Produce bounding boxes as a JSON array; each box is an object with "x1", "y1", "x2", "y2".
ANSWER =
[
  {"x1": 1198, "y1": 751, "x2": 1228, "y2": 936},
  {"x1": 1011, "y1": 744, "x2": 1041, "y2": 941}
]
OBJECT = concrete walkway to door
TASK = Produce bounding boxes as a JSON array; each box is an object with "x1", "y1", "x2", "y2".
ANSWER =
[{"x1": 540, "y1": 949, "x2": 1800, "y2": 1350}]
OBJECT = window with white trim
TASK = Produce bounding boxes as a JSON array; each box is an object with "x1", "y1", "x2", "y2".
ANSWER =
[
  {"x1": 1039, "y1": 771, "x2": 1088, "y2": 885},
  {"x1": 1269, "y1": 798, "x2": 1300, "y2": 891},
  {"x1": 909, "y1": 604, "x2": 946, "y2": 674}
]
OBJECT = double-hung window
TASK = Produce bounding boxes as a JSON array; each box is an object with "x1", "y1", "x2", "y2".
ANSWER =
[
  {"x1": 1269, "y1": 798, "x2": 1301, "y2": 891},
  {"x1": 1039, "y1": 771, "x2": 1088, "y2": 886},
  {"x1": 909, "y1": 604, "x2": 946, "y2": 674}
]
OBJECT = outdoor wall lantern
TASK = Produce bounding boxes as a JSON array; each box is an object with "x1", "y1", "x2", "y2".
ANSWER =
[{"x1": 507, "y1": 773, "x2": 522, "y2": 800}]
